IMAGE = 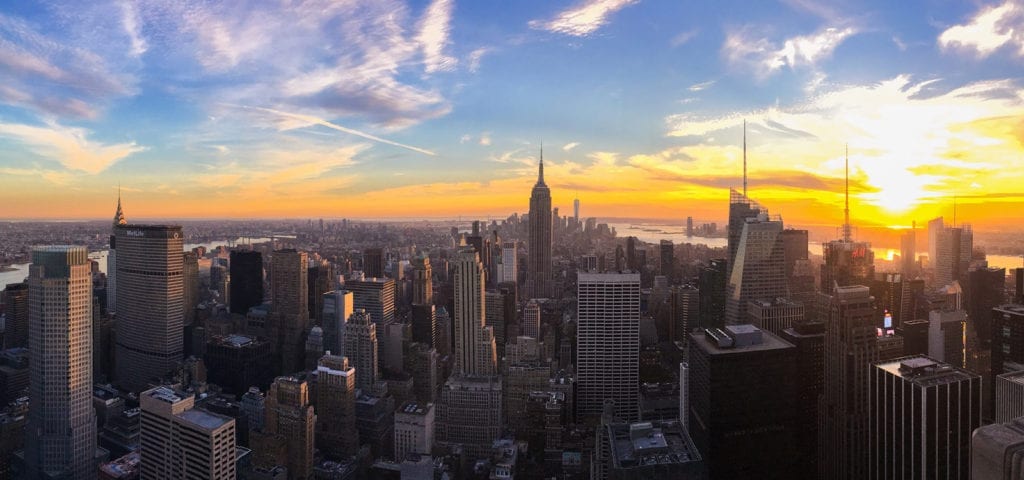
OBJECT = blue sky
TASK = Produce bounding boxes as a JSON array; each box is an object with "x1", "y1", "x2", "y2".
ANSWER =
[{"x1": 1, "y1": 0, "x2": 1023, "y2": 224}]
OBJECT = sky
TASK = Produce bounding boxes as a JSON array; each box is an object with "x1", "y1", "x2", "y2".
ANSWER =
[{"x1": 0, "y1": 0, "x2": 1023, "y2": 228}]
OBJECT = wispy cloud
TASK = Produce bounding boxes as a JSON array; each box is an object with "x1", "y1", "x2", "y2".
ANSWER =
[
  {"x1": 529, "y1": 0, "x2": 639, "y2": 37},
  {"x1": 688, "y1": 80, "x2": 715, "y2": 92},
  {"x1": 417, "y1": 0, "x2": 457, "y2": 74},
  {"x1": 467, "y1": 47, "x2": 490, "y2": 73},
  {"x1": 723, "y1": 25, "x2": 857, "y2": 77},
  {"x1": 563, "y1": 142, "x2": 580, "y2": 151},
  {"x1": 235, "y1": 105, "x2": 436, "y2": 156},
  {"x1": 120, "y1": 1, "x2": 148, "y2": 57},
  {"x1": 671, "y1": 29, "x2": 698, "y2": 47},
  {"x1": 0, "y1": 121, "x2": 145, "y2": 174},
  {"x1": 938, "y1": 1, "x2": 1024, "y2": 58}
]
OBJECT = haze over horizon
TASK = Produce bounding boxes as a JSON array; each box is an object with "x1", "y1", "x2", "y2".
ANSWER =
[{"x1": 1, "y1": 1, "x2": 1023, "y2": 228}]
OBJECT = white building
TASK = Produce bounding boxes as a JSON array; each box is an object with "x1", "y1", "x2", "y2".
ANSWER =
[
  {"x1": 140, "y1": 386, "x2": 237, "y2": 480},
  {"x1": 394, "y1": 402, "x2": 435, "y2": 461},
  {"x1": 577, "y1": 272, "x2": 641, "y2": 421}
]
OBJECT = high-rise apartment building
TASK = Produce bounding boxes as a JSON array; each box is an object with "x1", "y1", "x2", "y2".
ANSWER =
[
  {"x1": 452, "y1": 249, "x2": 496, "y2": 375},
  {"x1": 270, "y1": 249, "x2": 309, "y2": 374},
  {"x1": 230, "y1": 250, "x2": 264, "y2": 315},
  {"x1": 688, "y1": 325, "x2": 799, "y2": 478},
  {"x1": 344, "y1": 309, "x2": 379, "y2": 392},
  {"x1": 527, "y1": 152, "x2": 553, "y2": 299},
  {"x1": 315, "y1": 354, "x2": 358, "y2": 459},
  {"x1": 114, "y1": 224, "x2": 184, "y2": 392},
  {"x1": 724, "y1": 212, "x2": 788, "y2": 325},
  {"x1": 868, "y1": 356, "x2": 980, "y2": 480},
  {"x1": 25, "y1": 246, "x2": 97, "y2": 479},
  {"x1": 140, "y1": 386, "x2": 236, "y2": 480},
  {"x1": 577, "y1": 273, "x2": 641, "y2": 421}
]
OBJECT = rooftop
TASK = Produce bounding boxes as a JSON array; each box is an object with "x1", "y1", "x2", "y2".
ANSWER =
[
  {"x1": 608, "y1": 420, "x2": 702, "y2": 470},
  {"x1": 146, "y1": 386, "x2": 185, "y2": 404},
  {"x1": 398, "y1": 401, "x2": 432, "y2": 416},
  {"x1": 694, "y1": 325, "x2": 793, "y2": 354},
  {"x1": 177, "y1": 408, "x2": 233, "y2": 431},
  {"x1": 876, "y1": 355, "x2": 978, "y2": 387},
  {"x1": 997, "y1": 370, "x2": 1024, "y2": 386}
]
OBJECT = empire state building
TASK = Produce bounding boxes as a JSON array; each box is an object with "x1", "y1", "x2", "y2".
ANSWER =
[{"x1": 527, "y1": 148, "x2": 552, "y2": 299}]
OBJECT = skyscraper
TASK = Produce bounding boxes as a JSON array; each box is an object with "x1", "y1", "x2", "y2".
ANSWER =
[
  {"x1": 522, "y1": 299, "x2": 541, "y2": 339},
  {"x1": 270, "y1": 249, "x2": 309, "y2": 374},
  {"x1": 821, "y1": 152, "x2": 875, "y2": 291},
  {"x1": 411, "y1": 255, "x2": 433, "y2": 306},
  {"x1": 527, "y1": 149, "x2": 553, "y2": 299},
  {"x1": 577, "y1": 272, "x2": 641, "y2": 421},
  {"x1": 724, "y1": 212, "x2": 788, "y2": 325},
  {"x1": 321, "y1": 289, "x2": 353, "y2": 355},
  {"x1": 315, "y1": 354, "x2": 359, "y2": 459},
  {"x1": 820, "y1": 285, "x2": 891, "y2": 480},
  {"x1": 452, "y1": 249, "x2": 496, "y2": 375},
  {"x1": 779, "y1": 320, "x2": 826, "y2": 480},
  {"x1": 1, "y1": 283, "x2": 27, "y2": 349},
  {"x1": 499, "y1": 241, "x2": 517, "y2": 284},
  {"x1": 140, "y1": 386, "x2": 237, "y2": 480},
  {"x1": 182, "y1": 251, "x2": 199, "y2": 325},
  {"x1": 25, "y1": 246, "x2": 97, "y2": 479},
  {"x1": 868, "y1": 356, "x2": 980, "y2": 480},
  {"x1": 255, "y1": 376, "x2": 315, "y2": 479},
  {"x1": 344, "y1": 273, "x2": 396, "y2": 325},
  {"x1": 697, "y1": 259, "x2": 728, "y2": 330},
  {"x1": 659, "y1": 240, "x2": 674, "y2": 283},
  {"x1": 927, "y1": 216, "x2": 944, "y2": 270},
  {"x1": 991, "y1": 304, "x2": 1024, "y2": 417},
  {"x1": 900, "y1": 225, "x2": 916, "y2": 277},
  {"x1": 344, "y1": 309, "x2": 379, "y2": 392},
  {"x1": 437, "y1": 375, "x2": 503, "y2": 459},
  {"x1": 363, "y1": 247, "x2": 385, "y2": 279},
  {"x1": 307, "y1": 260, "x2": 333, "y2": 324},
  {"x1": 971, "y1": 417, "x2": 1024, "y2": 480},
  {"x1": 688, "y1": 325, "x2": 799, "y2": 478},
  {"x1": 727, "y1": 189, "x2": 765, "y2": 270},
  {"x1": 114, "y1": 224, "x2": 184, "y2": 392},
  {"x1": 229, "y1": 250, "x2": 264, "y2": 315}
]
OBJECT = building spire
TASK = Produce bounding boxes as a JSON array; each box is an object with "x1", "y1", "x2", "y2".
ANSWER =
[
  {"x1": 538, "y1": 142, "x2": 545, "y2": 185},
  {"x1": 742, "y1": 119, "x2": 747, "y2": 198},
  {"x1": 113, "y1": 184, "x2": 127, "y2": 226},
  {"x1": 843, "y1": 144, "x2": 852, "y2": 242}
]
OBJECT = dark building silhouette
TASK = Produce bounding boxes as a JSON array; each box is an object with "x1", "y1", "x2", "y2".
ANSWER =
[
  {"x1": 688, "y1": 325, "x2": 798, "y2": 479},
  {"x1": 895, "y1": 319, "x2": 929, "y2": 356},
  {"x1": 868, "y1": 356, "x2": 980, "y2": 480},
  {"x1": 966, "y1": 266, "x2": 1005, "y2": 348},
  {"x1": 697, "y1": 259, "x2": 727, "y2": 330},
  {"x1": 991, "y1": 304, "x2": 1024, "y2": 419},
  {"x1": 1, "y1": 283, "x2": 28, "y2": 349},
  {"x1": 779, "y1": 321, "x2": 824, "y2": 480},
  {"x1": 307, "y1": 261, "x2": 334, "y2": 324},
  {"x1": 659, "y1": 240, "x2": 674, "y2": 283},
  {"x1": 363, "y1": 248, "x2": 385, "y2": 279},
  {"x1": 229, "y1": 250, "x2": 263, "y2": 315},
  {"x1": 204, "y1": 334, "x2": 273, "y2": 395}
]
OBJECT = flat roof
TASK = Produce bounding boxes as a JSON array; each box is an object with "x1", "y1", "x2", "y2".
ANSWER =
[
  {"x1": 177, "y1": 409, "x2": 233, "y2": 431},
  {"x1": 875, "y1": 355, "x2": 977, "y2": 387},
  {"x1": 691, "y1": 329, "x2": 794, "y2": 355},
  {"x1": 146, "y1": 386, "x2": 185, "y2": 404},
  {"x1": 998, "y1": 370, "x2": 1024, "y2": 386}
]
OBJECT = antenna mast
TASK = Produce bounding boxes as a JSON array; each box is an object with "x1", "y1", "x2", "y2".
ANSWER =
[
  {"x1": 843, "y1": 144, "x2": 852, "y2": 242},
  {"x1": 743, "y1": 119, "x2": 747, "y2": 198}
]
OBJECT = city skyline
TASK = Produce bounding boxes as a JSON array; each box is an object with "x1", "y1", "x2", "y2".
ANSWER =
[{"x1": 1, "y1": 1, "x2": 1023, "y2": 227}]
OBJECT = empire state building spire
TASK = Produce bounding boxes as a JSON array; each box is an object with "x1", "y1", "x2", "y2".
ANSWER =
[{"x1": 537, "y1": 143, "x2": 545, "y2": 186}]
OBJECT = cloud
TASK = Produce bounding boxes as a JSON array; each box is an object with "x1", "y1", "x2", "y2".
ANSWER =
[
  {"x1": 416, "y1": 0, "x2": 457, "y2": 73},
  {"x1": 0, "y1": 121, "x2": 145, "y2": 174},
  {"x1": 723, "y1": 25, "x2": 857, "y2": 77},
  {"x1": 688, "y1": 80, "x2": 715, "y2": 92},
  {"x1": 938, "y1": 1, "x2": 1024, "y2": 58},
  {"x1": 529, "y1": 0, "x2": 639, "y2": 37},
  {"x1": 671, "y1": 29, "x2": 698, "y2": 47},
  {"x1": 664, "y1": 75, "x2": 1024, "y2": 213},
  {"x1": 563, "y1": 142, "x2": 580, "y2": 151},
  {"x1": 460, "y1": 134, "x2": 472, "y2": 144},
  {"x1": 479, "y1": 132, "x2": 492, "y2": 146},
  {"x1": 120, "y1": 1, "x2": 148, "y2": 57},
  {"x1": 234, "y1": 105, "x2": 436, "y2": 156},
  {"x1": 467, "y1": 47, "x2": 490, "y2": 73},
  {"x1": 0, "y1": 12, "x2": 137, "y2": 119}
]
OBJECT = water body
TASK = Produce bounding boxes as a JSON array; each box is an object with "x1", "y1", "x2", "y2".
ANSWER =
[
  {"x1": 0, "y1": 237, "x2": 275, "y2": 287},
  {"x1": 609, "y1": 222, "x2": 1024, "y2": 271}
]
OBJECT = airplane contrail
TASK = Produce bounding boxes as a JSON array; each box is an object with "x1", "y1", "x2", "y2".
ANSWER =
[{"x1": 230, "y1": 104, "x2": 437, "y2": 156}]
